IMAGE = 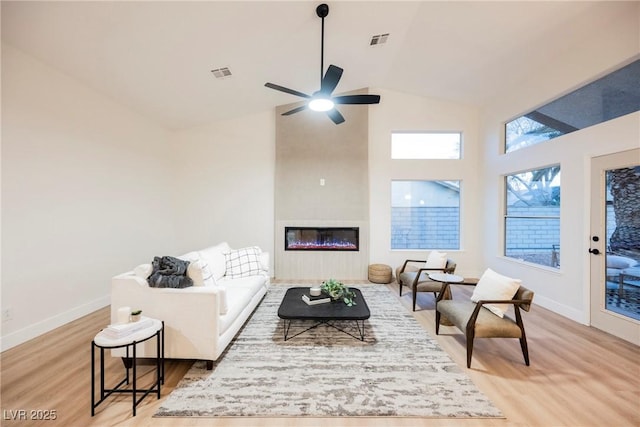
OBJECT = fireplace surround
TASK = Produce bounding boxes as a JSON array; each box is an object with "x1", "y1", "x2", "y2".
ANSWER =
[{"x1": 285, "y1": 227, "x2": 359, "y2": 251}]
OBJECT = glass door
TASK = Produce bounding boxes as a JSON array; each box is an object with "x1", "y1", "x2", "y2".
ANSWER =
[{"x1": 590, "y1": 149, "x2": 640, "y2": 344}]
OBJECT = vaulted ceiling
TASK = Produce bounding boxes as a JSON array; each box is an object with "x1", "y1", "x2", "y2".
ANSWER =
[{"x1": 1, "y1": 1, "x2": 633, "y2": 130}]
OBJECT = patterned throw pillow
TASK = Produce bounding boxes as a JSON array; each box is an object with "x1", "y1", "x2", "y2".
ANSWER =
[{"x1": 224, "y1": 247, "x2": 263, "y2": 279}]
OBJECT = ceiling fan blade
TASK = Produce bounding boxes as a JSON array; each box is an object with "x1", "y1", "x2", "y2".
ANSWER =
[
  {"x1": 326, "y1": 108, "x2": 345, "y2": 125},
  {"x1": 333, "y1": 94, "x2": 381, "y2": 105},
  {"x1": 282, "y1": 105, "x2": 307, "y2": 116},
  {"x1": 265, "y1": 82, "x2": 311, "y2": 99},
  {"x1": 320, "y1": 65, "x2": 343, "y2": 95}
]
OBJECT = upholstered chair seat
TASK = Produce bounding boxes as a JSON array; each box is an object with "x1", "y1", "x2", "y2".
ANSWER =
[
  {"x1": 436, "y1": 299, "x2": 524, "y2": 338},
  {"x1": 396, "y1": 257, "x2": 457, "y2": 311}
]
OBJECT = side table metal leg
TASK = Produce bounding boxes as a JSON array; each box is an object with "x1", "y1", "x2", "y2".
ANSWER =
[
  {"x1": 100, "y1": 347, "x2": 105, "y2": 400},
  {"x1": 161, "y1": 322, "x2": 165, "y2": 385},
  {"x1": 156, "y1": 330, "x2": 161, "y2": 399},
  {"x1": 91, "y1": 341, "x2": 95, "y2": 416},
  {"x1": 132, "y1": 341, "x2": 137, "y2": 416},
  {"x1": 125, "y1": 345, "x2": 130, "y2": 385}
]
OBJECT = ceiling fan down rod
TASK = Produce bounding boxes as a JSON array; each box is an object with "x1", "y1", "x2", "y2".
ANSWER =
[{"x1": 316, "y1": 4, "x2": 329, "y2": 87}]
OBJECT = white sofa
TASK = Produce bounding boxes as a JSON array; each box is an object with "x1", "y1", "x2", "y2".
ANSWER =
[{"x1": 110, "y1": 242, "x2": 269, "y2": 368}]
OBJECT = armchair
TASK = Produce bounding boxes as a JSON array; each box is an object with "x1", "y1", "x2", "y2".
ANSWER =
[
  {"x1": 396, "y1": 257, "x2": 457, "y2": 311},
  {"x1": 435, "y1": 278, "x2": 534, "y2": 368}
]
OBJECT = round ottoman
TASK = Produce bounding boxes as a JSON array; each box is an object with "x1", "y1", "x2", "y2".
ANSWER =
[{"x1": 368, "y1": 264, "x2": 393, "y2": 284}]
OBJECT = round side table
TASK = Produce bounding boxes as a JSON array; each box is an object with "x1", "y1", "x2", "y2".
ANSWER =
[
  {"x1": 427, "y1": 273, "x2": 464, "y2": 285},
  {"x1": 91, "y1": 318, "x2": 164, "y2": 417}
]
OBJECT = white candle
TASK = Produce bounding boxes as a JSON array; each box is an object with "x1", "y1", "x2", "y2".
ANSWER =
[{"x1": 117, "y1": 306, "x2": 131, "y2": 324}]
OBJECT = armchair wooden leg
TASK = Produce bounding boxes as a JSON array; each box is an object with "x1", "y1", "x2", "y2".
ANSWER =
[
  {"x1": 435, "y1": 311, "x2": 441, "y2": 334},
  {"x1": 520, "y1": 336, "x2": 530, "y2": 366},
  {"x1": 412, "y1": 287, "x2": 417, "y2": 311},
  {"x1": 466, "y1": 331, "x2": 475, "y2": 368},
  {"x1": 515, "y1": 306, "x2": 530, "y2": 366},
  {"x1": 399, "y1": 282, "x2": 403, "y2": 296}
]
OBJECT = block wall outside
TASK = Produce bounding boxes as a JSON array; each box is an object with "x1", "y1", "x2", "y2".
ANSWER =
[{"x1": 391, "y1": 207, "x2": 460, "y2": 249}]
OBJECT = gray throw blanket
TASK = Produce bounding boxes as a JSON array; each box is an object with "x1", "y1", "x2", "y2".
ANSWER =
[{"x1": 149, "y1": 256, "x2": 193, "y2": 289}]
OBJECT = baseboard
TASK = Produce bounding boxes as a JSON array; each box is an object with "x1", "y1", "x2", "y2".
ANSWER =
[
  {"x1": 533, "y1": 294, "x2": 587, "y2": 325},
  {"x1": 0, "y1": 295, "x2": 110, "y2": 352}
]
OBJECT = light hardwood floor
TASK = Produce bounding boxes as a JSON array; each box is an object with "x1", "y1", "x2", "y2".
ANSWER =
[{"x1": 1, "y1": 282, "x2": 638, "y2": 427}]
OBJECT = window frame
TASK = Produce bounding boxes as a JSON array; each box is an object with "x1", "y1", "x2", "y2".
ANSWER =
[
  {"x1": 503, "y1": 59, "x2": 640, "y2": 154},
  {"x1": 391, "y1": 131, "x2": 462, "y2": 160},
  {"x1": 503, "y1": 165, "x2": 561, "y2": 268},
  {"x1": 390, "y1": 179, "x2": 461, "y2": 251}
]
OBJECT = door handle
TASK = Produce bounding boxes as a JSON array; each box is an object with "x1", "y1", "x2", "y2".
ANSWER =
[{"x1": 588, "y1": 248, "x2": 600, "y2": 255}]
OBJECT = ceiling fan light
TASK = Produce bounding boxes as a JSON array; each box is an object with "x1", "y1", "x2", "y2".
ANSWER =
[{"x1": 308, "y1": 97, "x2": 334, "y2": 112}]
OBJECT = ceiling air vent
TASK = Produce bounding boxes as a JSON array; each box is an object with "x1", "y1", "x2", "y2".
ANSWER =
[
  {"x1": 211, "y1": 67, "x2": 232, "y2": 78},
  {"x1": 370, "y1": 33, "x2": 389, "y2": 46}
]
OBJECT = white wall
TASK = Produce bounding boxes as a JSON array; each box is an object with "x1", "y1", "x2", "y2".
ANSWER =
[
  {"x1": 1, "y1": 44, "x2": 177, "y2": 350},
  {"x1": 171, "y1": 111, "x2": 275, "y2": 265},
  {"x1": 479, "y1": 2, "x2": 640, "y2": 323},
  {"x1": 368, "y1": 88, "x2": 482, "y2": 278}
]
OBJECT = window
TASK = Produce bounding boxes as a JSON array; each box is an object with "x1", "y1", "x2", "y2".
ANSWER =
[
  {"x1": 504, "y1": 166, "x2": 560, "y2": 268},
  {"x1": 391, "y1": 180, "x2": 460, "y2": 250},
  {"x1": 505, "y1": 59, "x2": 640, "y2": 153},
  {"x1": 391, "y1": 132, "x2": 461, "y2": 159}
]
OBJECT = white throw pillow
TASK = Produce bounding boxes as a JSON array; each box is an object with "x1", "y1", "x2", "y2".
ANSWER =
[
  {"x1": 471, "y1": 268, "x2": 521, "y2": 318},
  {"x1": 259, "y1": 252, "x2": 269, "y2": 273},
  {"x1": 187, "y1": 259, "x2": 216, "y2": 287},
  {"x1": 425, "y1": 251, "x2": 448, "y2": 269},
  {"x1": 224, "y1": 246, "x2": 263, "y2": 279},
  {"x1": 134, "y1": 263, "x2": 152, "y2": 279},
  {"x1": 199, "y1": 242, "x2": 231, "y2": 281}
]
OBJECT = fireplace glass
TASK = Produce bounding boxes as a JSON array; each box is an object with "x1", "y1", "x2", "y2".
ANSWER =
[{"x1": 285, "y1": 227, "x2": 359, "y2": 251}]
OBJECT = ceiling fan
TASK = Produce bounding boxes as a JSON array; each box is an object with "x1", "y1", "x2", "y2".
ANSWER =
[{"x1": 264, "y1": 3, "x2": 381, "y2": 125}]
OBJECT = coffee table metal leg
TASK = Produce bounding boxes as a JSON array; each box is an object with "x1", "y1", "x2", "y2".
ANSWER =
[
  {"x1": 355, "y1": 320, "x2": 365, "y2": 341},
  {"x1": 283, "y1": 320, "x2": 291, "y2": 341}
]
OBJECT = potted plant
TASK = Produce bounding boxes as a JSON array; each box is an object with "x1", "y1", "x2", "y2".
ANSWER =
[
  {"x1": 130, "y1": 309, "x2": 142, "y2": 322},
  {"x1": 321, "y1": 279, "x2": 356, "y2": 306}
]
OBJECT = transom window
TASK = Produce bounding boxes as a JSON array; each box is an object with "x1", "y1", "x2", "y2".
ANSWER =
[
  {"x1": 391, "y1": 132, "x2": 461, "y2": 159},
  {"x1": 505, "y1": 59, "x2": 640, "y2": 153}
]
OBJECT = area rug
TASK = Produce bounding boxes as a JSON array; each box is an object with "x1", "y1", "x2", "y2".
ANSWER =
[{"x1": 155, "y1": 284, "x2": 503, "y2": 418}]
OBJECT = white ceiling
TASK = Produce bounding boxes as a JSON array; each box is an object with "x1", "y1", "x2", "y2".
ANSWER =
[{"x1": 1, "y1": 1, "x2": 630, "y2": 130}]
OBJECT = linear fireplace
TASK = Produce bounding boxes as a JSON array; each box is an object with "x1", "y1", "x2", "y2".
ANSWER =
[{"x1": 285, "y1": 227, "x2": 359, "y2": 251}]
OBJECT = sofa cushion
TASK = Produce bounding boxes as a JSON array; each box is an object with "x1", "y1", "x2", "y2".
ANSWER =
[
  {"x1": 199, "y1": 242, "x2": 231, "y2": 281},
  {"x1": 217, "y1": 285, "x2": 229, "y2": 315},
  {"x1": 224, "y1": 246, "x2": 263, "y2": 279},
  {"x1": 218, "y1": 286, "x2": 256, "y2": 335},
  {"x1": 218, "y1": 274, "x2": 266, "y2": 293},
  {"x1": 470, "y1": 268, "x2": 521, "y2": 318}
]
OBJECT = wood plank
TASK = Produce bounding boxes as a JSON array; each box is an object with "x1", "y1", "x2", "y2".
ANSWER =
[{"x1": 0, "y1": 281, "x2": 638, "y2": 426}]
